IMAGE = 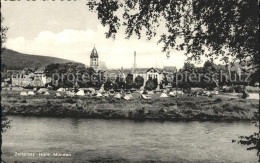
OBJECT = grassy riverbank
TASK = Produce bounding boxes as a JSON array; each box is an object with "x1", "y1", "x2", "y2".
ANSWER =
[{"x1": 1, "y1": 90, "x2": 259, "y2": 121}]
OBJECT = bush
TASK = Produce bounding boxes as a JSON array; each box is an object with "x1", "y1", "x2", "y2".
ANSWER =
[{"x1": 215, "y1": 98, "x2": 222, "y2": 103}]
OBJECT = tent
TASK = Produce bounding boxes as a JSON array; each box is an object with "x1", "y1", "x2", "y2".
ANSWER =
[
  {"x1": 57, "y1": 88, "x2": 65, "y2": 92},
  {"x1": 54, "y1": 93, "x2": 61, "y2": 97},
  {"x1": 38, "y1": 88, "x2": 48, "y2": 94},
  {"x1": 44, "y1": 91, "x2": 50, "y2": 95},
  {"x1": 160, "y1": 93, "x2": 168, "y2": 98},
  {"x1": 28, "y1": 91, "x2": 35, "y2": 95},
  {"x1": 211, "y1": 91, "x2": 219, "y2": 95},
  {"x1": 114, "y1": 93, "x2": 121, "y2": 99},
  {"x1": 127, "y1": 94, "x2": 133, "y2": 99},
  {"x1": 65, "y1": 91, "x2": 75, "y2": 97},
  {"x1": 20, "y1": 91, "x2": 28, "y2": 96},
  {"x1": 203, "y1": 91, "x2": 211, "y2": 96},
  {"x1": 169, "y1": 91, "x2": 177, "y2": 97},
  {"x1": 99, "y1": 84, "x2": 105, "y2": 93},
  {"x1": 123, "y1": 95, "x2": 131, "y2": 100},
  {"x1": 96, "y1": 93, "x2": 103, "y2": 97},
  {"x1": 147, "y1": 91, "x2": 154, "y2": 95},
  {"x1": 140, "y1": 94, "x2": 152, "y2": 100},
  {"x1": 76, "y1": 90, "x2": 85, "y2": 96},
  {"x1": 176, "y1": 91, "x2": 184, "y2": 95}
]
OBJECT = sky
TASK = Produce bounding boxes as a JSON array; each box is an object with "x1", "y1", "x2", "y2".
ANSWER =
[{"x1": 2, "y1": 0, "x2": 193, "y2": 69}]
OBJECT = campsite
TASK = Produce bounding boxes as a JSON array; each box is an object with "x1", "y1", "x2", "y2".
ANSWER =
[{"x1": 1, "y1": 87, "x2": 258, "y2": 121}]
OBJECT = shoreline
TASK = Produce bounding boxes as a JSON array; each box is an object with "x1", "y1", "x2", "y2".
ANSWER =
[{"x1": 2, "y1": 90, "x2": 259, "y2": 121}]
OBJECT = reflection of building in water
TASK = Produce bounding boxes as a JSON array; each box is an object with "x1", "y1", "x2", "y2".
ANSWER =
[{"x1": 90, "y1": 47, "x2": 99, "y2": 71}]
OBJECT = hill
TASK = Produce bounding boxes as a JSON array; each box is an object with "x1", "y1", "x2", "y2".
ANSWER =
[{"x1": 1, "y1": 49, "x2": 75, "y2": 70}]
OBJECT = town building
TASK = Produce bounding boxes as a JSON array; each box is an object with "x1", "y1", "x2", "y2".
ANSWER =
[
  {"x1": 90, "y1": 47, "x2": 99, "y2": 71},
  {"x1": 11, "y1": 69, "x2": 47, "y2": 88}
]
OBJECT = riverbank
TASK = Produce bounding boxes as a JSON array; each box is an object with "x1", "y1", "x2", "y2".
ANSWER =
[{"x1": 1, "y1": 90, "x2": 259, "y2": 121}]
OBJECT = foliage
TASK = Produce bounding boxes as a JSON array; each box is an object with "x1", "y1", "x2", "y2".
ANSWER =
[
  {"x1": 1, "y1": 16, "x2": 8, "y2": 53},
  {"x1": 45, "y1": 63, "x2": 104, "y2": 89},
  {"x1": 145, "y1": 77, "x2": 156, "y2": 90},
  {"x1": 115, "y1": 76, "x2": 126, "y2": 89},
  {"x1": 1, "y1": 16, "x2": 12, "y2": 134},
  {"x1": 232, "y1": 122, "x2": 260, "y2": 156},
  {"x1": 104, "y1": 78, "x2": 113, "y2": 90},
  {"x1": 87, "y1": 1, "x2": 258, "y2": 65},
  {"x1": 125, "y1": 73, "x2": 134, "y2": 89},
  {"x1": 1, "y1": 108, "x2": 12, "y2": 133},
  {"x1": 134, "y1": 75, "x2": 144, "y2": 89}
]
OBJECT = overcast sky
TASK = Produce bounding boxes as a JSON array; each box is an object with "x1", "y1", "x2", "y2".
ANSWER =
[{"x1": 2, "y1": 1, "x2": 196, "y2": 69}]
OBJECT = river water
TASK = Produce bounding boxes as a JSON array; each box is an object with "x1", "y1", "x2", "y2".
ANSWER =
[{"x1": 2, "y1": 116, "x2": 258, "y2": 162}]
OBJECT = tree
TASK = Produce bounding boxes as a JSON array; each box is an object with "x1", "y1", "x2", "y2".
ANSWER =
[
  {"x1": 1, "y1": 14, "x2": 11, "y2": 135},
  {"x1": 104, "y1": 78, "x2": 113, "y2": 90},
  {"x1": 125, "y1": 73, "x2": 134, "y2": 89},
  {"x1": 1, "y1": 16, "x2": 8, "y2": 53},
  {"x1": 182, "y1": 62, "x2": 196, "y2": 73},
  {"x1": 145, "y1": 78, "x2": 155, "y2": 91},
  {"x1": 134, "y1": 75, "x2": 144, "y2": 89},
  {"x1": 87, "y1": 1, "x2": 258, "y2": 65}
]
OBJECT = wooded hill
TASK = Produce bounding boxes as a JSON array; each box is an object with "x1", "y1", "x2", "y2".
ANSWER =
[{"x1": 1, "y1": 49, "x2": 73, "y2": 70}]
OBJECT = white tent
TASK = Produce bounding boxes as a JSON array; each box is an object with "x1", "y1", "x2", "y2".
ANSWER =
[
  {"x1": 54, "y1": 93, "x2": 61, "y2": 97},
  {"x1": 38, "y1": 88, "x2": 48, "y2": 94},
  {"x1": 169, "y1": 91, "x2": 177, "y2": 97},
  {"x1": 147, "y1": 91, "x2": 154, "y2": 95},
  {"x1": 43, "y1": 91, "x2": 50, "y2": 95},
  {"x1": 57, "y1": 88, "x2": 65, "y2": 92},
  {"x1": 20, "y1": 91, "x2": 28, "y2": 96},
  {"x1": 140, "y1": 94, "x2": 152, "y2": 100},
  {"x1": 160, "y1": 93, "x2": 168, "y2": 98},
  {"x1": 203, "y1": 91, "x2": 211, "y2": 96},
  {"x1": 176, "y1": 91, "x2": 184, "y2": 95},
  {"x1": 66, "y1": 91, "x2": 75, "y2": 97},
  {"x1": 99, "y1": 84, "x2": 105, "y2": 93},
  {"x1": 211, "y1": 90, "x2": 219, "y2": 95},
  {"x1": 114, "y1": 93, "x2": 121, "y2": 99},
  {"x1": 28, "y1": 91, "x2": 35, "y2": 95},
  {"x1": 96, "y1": 93, "x2": 103, "y2": 97},
  {"x1": 76, "y1": 90, "x2": 85, "y2": 96},
  {"x1": 127, "y1": 94, "x2": 133, "y2": 99},
  {"x1": 123, "y1": 95, "x2": 131, "y2": 100}
]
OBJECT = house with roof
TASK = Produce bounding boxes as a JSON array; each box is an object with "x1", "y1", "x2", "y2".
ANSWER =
[{"x1": 11, "y1": 69, "x2": 47, "y2": 87}]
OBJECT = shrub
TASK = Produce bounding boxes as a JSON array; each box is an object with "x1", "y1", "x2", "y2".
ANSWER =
[{"x1": 215, "y1": 98, "x2": 222, "y2": 103}]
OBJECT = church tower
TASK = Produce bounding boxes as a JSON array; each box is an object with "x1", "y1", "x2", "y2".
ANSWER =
[{"x1": 90, "y1": 47, "x2": 99, "y2": 71}]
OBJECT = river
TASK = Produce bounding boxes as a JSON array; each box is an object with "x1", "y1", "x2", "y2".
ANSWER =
[{"x1": 1, "y1": 116, "x2": 258, "y2": 162}]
